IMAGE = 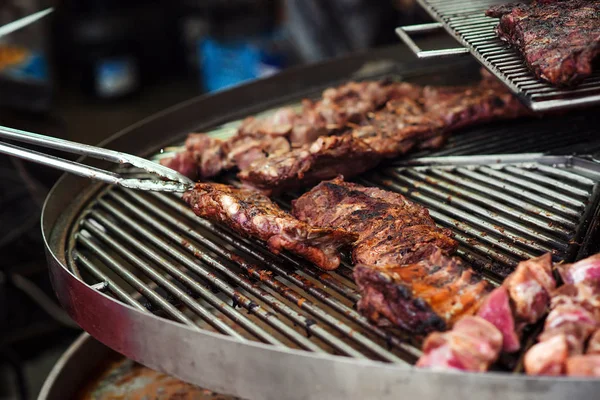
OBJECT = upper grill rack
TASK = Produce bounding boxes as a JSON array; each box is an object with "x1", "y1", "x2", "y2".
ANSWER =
[
  {"x1": 65, "y1": 150, "x2": 600, "y2": 368},
  {"x1": 397, "y1": 0, "x2": 600, "y2": 111}
]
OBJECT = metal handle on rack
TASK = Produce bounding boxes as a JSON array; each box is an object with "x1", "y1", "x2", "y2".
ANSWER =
[{"x1": 395, "y1": 22, "x2": 469, "y2": 58}]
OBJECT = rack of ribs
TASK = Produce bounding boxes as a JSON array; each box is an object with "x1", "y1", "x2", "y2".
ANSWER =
[
  {"x1": 182, "y1": 183, "x2": 357, "y2": 270},
  {"x1": 291, "y1": 177, "x2": 491, "y2": 334},
  {"x1": 486, "y1": 0, "x2": 600, "y2": 86},
  {"x1": 239, "y1": 71, "x2": 528, "y2": 194}
]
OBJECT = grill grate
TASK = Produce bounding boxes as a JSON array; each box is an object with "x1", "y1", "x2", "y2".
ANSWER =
[
  {"x1": 66, "y1": 151, "x2": 600, "y2": 367},
  {"x1": 63, "y1": 76, "x2": 600, "y2": 368},
  {"x1": 404, "y1": 0, "x2": 600, "y2": 111}
]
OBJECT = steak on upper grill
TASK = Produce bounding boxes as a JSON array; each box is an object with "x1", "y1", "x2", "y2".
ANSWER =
[
  {"x1": 182, "y1": 183, "x2": 357, "y2": 270},
  {"x1": 486, "y1": 0, "x2": 600, "y2": 86}
]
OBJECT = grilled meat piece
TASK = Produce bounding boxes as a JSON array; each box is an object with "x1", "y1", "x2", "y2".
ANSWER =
[
  {"x1": 162, "y1": 81, "x2": 414, "y2": 180},
  {"x1": 292, "y1": 177, "x2": 458, "y2": 266},
  {"x1": 523, "y1": 255, "x2": 600, "y2": 376},
  {"x1": 182, "y1": 183, "x2": 357, "y2": 270},
  {"x1": 416, "y1": 316, "x2": 503, "y2": 371},
  {"x1": 558, "y1": 254, "x2": 600, "y2": 285},
  {"x1": 353, "y1": 250, "x2": 491, "y2": 333},
  {"x1": 525, "y1": 284, "x2": 600, "y2": 375},
  {"x1": 486, "y1": 1, "x2": 600, "y2": 86},
  {"x1": 477, "y1": 286, "x2": 520, "y2": 353},
  {"x1": 239, "y1": 73, "x2": 528, "y2": 193},
  {"x1": 503, "y1": 253, "x2": 555, "y2": 324},
  {"x1": 566, "y1": 330, "x2": 600, "y2": 376},
  {"x1": 238, "y1": 135, "x2": 381, "y2": 196},
  {"x1": 160, "y1": 128, "x2": 291, "y2": 181},
  {"x1": 418, "y1": 253, "x2": 556, "y2": 371},
  {"x1": 292, "y1": 178, "x2": 488, "y2": 333},
  {"x1": 289, "y1": 80, "x2": 422, "y2": 146},
  {"x1": 566, "y1": 355, "x2": 600, "y2": 377}
]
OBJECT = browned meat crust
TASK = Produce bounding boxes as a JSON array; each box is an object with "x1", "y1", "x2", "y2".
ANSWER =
[
  {"x1": 292, "y1": 177, "x2": 458, "y2": 266},
  {"x1": 486, "y1": 0, "x2": 600, "y2": 86},
  {"x1": 239, "y1": 73, "x2": 528, "y2": 193},
  {"x1": 354, "y1": 250, "x2": 492, "y2": 333},
  {"x1": 291, "y1": 177, "x2": 488, "y2": 333},
  {"x1": 182, "y1": 183, "x2": 357, "y2": 270}
]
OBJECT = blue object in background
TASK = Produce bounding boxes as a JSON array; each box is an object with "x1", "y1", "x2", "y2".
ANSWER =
[
  {"x1": 2, "y1": 51, "x2": 49, "y2": 83},
  {"x1": 198, "y1": 36, "x2": 284, "y2": 93}
]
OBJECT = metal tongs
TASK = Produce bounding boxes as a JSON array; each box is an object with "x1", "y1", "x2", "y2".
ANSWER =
[{"x1": 0, "y1": 125, "x2": 194, "y2": 193}]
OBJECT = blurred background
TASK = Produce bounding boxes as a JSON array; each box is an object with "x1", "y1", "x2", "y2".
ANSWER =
[{"x1": 0, "y1": 1, "x2": 431, "y2": 398}]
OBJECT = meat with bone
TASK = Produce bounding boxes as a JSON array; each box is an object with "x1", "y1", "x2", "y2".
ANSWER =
[
  {"x1": 353, "y1": 250, "x2": 492, "y2": 334},
  {"x1": 161, "y1": 80, "x2": 414, "y2": 180},
  {"x1": 239, "y1": 73, "x2": 528, "y2": 193},
  {"x1": 524, "y1": 254, "x2": 600, "y2": 376},
  {"x1": 292, "y1": 177, "x2": 490, "y2": 333},
  {"x1": 418, "y1": 253, "x2": 556, "y2": 371},
  {"x1": 182, "y1": 183, "x2": 357, "y2": 270},
  {"x1": 486, "y1": 0, "x2": 600, "y2": 86}
]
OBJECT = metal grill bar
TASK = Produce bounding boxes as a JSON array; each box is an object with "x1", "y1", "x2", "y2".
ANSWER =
[
  {"x1": 83, "y1": 213, "x2": 281, "y2": 345},
  {"x1": 109, "y1": 190, "x2": 411, "y2": 363},
  {"x1": 77, "y1": 234, "x2": 200, "y2": 329},
  {"x1": 74, "y1": 252, "x2": 147, "y2": 312},
  {"x1": 94, "y1": 195, "x2": 327, "y2": 353},
  {"x1": 407, "y1": 0, "x2": 600, "y2": 111}
]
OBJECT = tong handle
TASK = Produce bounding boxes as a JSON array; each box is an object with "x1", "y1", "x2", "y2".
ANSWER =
[
  {"x1": 0, "y1": 125, "x2": 193, "y2": 192},
  {"x1": 395, "y1": 22, "x2": 469, "y2": 58}
]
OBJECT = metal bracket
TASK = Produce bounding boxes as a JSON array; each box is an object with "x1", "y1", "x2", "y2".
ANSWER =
[{"x1": 395, "y1": 22, "x2": 469, "y2": 58}]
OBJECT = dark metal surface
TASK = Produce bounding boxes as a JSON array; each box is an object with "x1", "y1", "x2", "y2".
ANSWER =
[
  {"x1": 411, "y1": 0, "x2": 600, "y2": 111},
  {"x1": 42, "y1": 49, "x2": 600, "y2": 399}
]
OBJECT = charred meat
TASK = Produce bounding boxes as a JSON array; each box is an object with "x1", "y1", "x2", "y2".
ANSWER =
[
  {"x1": 182, "y1": 183, "x2": 357, "y2": 270},
  {"x1": 353, "y1": 250, "x2": 491, "y2": 334},
  {"x1": 292, "y1": 178, "x2": 490, "y2": 333},
  {"x1": 292, "y1": 177, "x2": 458, "y2": 267},
  {"x1": 486, "y1": 0, "x2": 600, "y2": 86},
  {"x1": 239, "y1": 73, "x2": 528, "y2": 193}
]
